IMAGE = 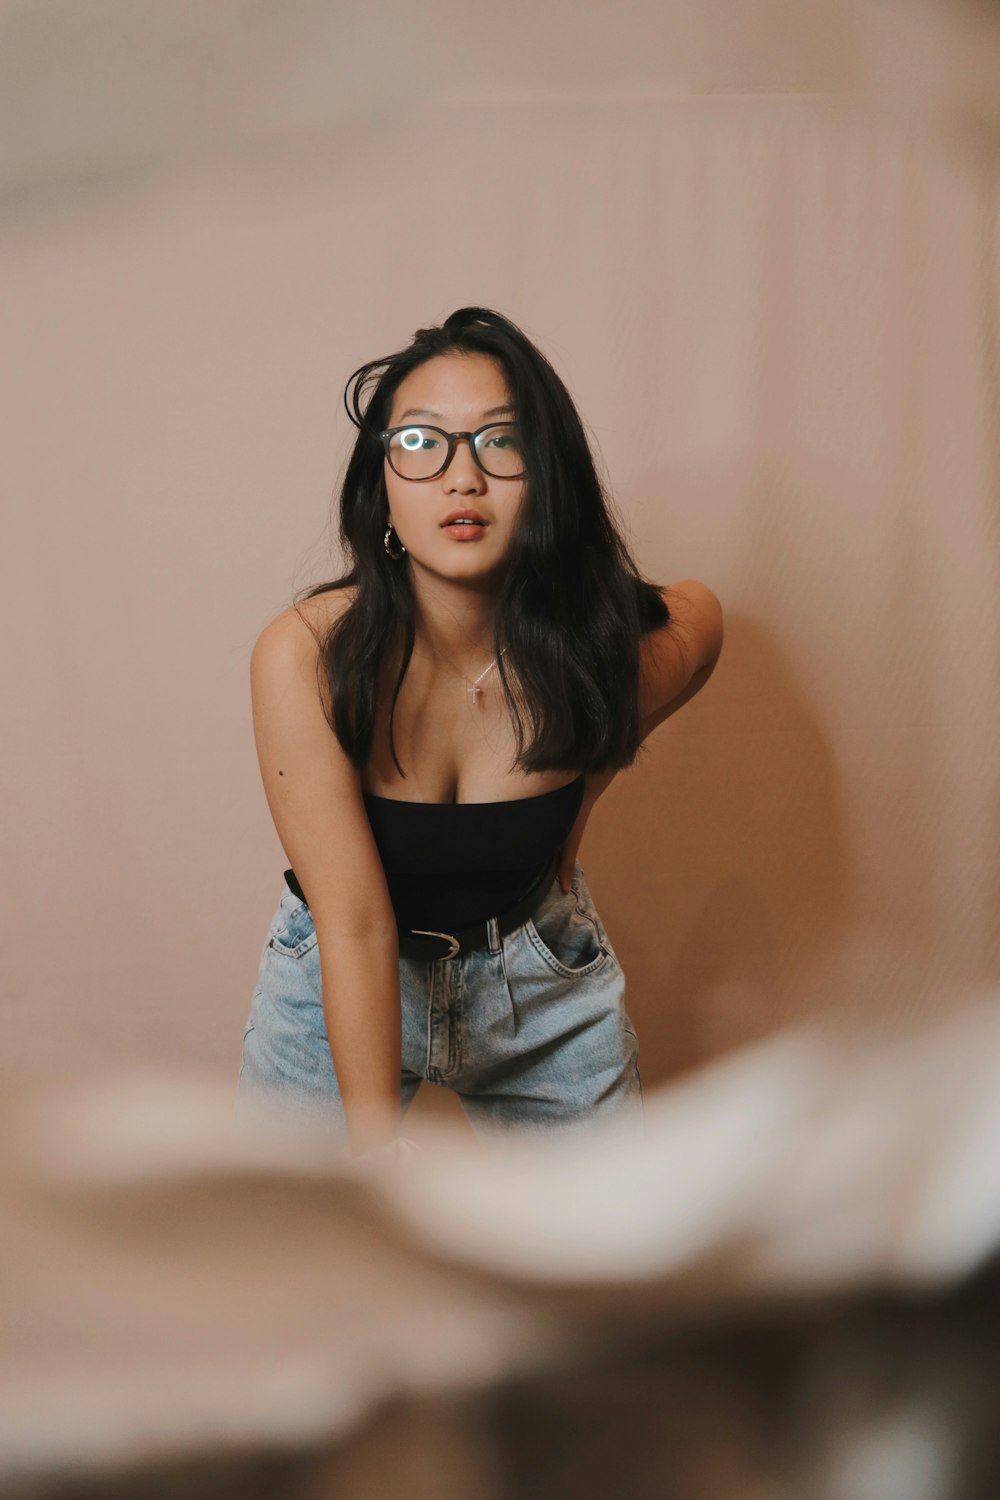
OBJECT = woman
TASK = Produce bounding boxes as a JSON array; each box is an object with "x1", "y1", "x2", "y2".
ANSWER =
[{"x1": 238, "y1": 306, "x2": 723, "y2": 1162}]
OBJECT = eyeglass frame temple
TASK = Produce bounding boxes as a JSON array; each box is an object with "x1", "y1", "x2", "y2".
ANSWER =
[{"x1": 377, "y1": 422, "x2": 526, "y2": 480}]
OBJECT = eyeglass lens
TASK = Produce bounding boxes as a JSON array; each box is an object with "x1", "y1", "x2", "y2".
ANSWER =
[{"x1": 386, "y1": 424, "x2": 525, "y2": 480}]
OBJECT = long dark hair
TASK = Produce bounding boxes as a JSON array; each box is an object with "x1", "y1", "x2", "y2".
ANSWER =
[{"x1": 295, "y1": 305, "x2": 670, "y2": 779}]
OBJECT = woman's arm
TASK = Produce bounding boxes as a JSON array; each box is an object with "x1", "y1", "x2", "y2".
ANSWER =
[
  {"x1": 556, "y1": 581, "x2": 724, "y2": 890},
  {"x1": 636, "y1": 580, "x2": 724, "y2": 741},
  {"x1": 250, "y1": 606, "x2": 403, "y2": 1156}
]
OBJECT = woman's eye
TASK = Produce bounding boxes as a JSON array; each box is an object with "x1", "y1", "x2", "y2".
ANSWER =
[{"x1": 398, "y1": 428, "x2": 439, "y2": 451}]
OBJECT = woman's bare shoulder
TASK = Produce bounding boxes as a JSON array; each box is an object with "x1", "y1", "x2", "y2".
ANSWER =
[
  {"x1": 637, "y1": 580, "x2": 723, "y2": 700},
  {"x1": 251, "y1": 589, "x2": 360, "y2": 727},
  {"x1": 656, "y1": 581, "x2": 724, "y2": 672},
  {"x1": 295, "y1": 584, "x2": 359, "y2": 632},
  {"x1": 258, "y1": 584, "x2": 359, "y2": 644}
]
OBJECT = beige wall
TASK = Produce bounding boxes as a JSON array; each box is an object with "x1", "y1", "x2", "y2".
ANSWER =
[{"x1": 3, "y1": 3, "x2": 998, "y2": 1134}]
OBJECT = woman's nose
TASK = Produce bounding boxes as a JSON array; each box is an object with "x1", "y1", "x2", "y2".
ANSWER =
[{"x1": 443, "y1": 435, "x2": 485, "y2": 489}]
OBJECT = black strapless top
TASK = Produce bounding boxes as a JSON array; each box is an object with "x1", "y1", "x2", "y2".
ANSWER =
[{"x1": 284, "y1": 775, "x2": 585, "y2": 932}]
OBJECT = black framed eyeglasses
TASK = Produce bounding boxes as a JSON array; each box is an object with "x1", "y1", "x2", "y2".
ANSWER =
[{"x1": 378, "y1": 422, "x2": 527, "y2": 481}]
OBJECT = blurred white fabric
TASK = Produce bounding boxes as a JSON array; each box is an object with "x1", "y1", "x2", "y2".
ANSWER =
[{"x1": 2, "y1": 993, "x2": 999, "y2": 1491}]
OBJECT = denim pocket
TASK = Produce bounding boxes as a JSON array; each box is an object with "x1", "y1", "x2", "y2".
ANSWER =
[
  {"x1": 267, "y1": 895, "x2": 319, "y2": 959},
  {"x1": 524, "y1": 876, "x2": 610, "y2": 979}
]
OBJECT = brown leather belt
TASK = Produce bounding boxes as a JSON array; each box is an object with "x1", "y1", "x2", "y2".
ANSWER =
[{"x1": 282, "y1": 851, "x2": 561, "y2": 961}]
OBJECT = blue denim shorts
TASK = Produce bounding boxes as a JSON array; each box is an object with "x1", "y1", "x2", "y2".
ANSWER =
[{"x1": 237, "y1": 861, "x2": 642, "y2": 1142}]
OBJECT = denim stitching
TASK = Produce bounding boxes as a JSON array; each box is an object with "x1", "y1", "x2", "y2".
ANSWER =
[
  {"x1": 267, "y1": 932, "x2": 319, "y2": 959},
  {"x1": 524, "y1": 908, "x2": 611, "y2": 979}
]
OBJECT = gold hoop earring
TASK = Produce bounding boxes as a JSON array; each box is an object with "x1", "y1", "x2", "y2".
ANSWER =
[{"x1": 383, "y1": 522, "x2": 406, "y2": 560}]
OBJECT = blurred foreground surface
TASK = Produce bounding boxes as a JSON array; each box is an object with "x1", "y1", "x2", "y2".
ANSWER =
[{"x1": 2, "y1": 994, "x2": 999, "y2": 1499}]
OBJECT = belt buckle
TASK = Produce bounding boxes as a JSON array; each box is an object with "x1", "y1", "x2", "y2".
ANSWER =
[{"x1": 410, "y1": 927, "x2": 460, "y2": 959}]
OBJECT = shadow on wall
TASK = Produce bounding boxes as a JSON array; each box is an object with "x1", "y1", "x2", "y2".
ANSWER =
[{"x1": 585, "y1": 429, "x2": 981, "y2": 1082}]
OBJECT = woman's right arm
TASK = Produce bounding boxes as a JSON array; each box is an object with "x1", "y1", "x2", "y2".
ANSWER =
[{"x1": 250, "y1": 604, "x2": 403, "y2": 1157}]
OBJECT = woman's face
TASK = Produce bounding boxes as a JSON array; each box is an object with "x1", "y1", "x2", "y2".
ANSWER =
[{"x1": 382, "y1": 352, "x2": 526, "y2": 582}]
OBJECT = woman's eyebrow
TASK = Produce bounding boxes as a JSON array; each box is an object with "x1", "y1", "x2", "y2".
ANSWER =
[{"x1": 396, "y1": 404, "x2": 515, "y2": 422}]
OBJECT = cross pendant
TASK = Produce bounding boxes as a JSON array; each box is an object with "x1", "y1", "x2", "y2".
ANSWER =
[{"x1": 467, "y1": 683, "x2": 482, "y2": 704}]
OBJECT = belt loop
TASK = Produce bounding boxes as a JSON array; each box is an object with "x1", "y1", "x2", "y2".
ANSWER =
[{"x1": 487, "y1": 914, "x2": 501, "y2": 954}]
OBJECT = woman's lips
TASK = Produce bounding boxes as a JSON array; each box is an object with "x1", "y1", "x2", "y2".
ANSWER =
[{"x1": 442, "y1": 523, "x2": 488, "y2": 540}]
